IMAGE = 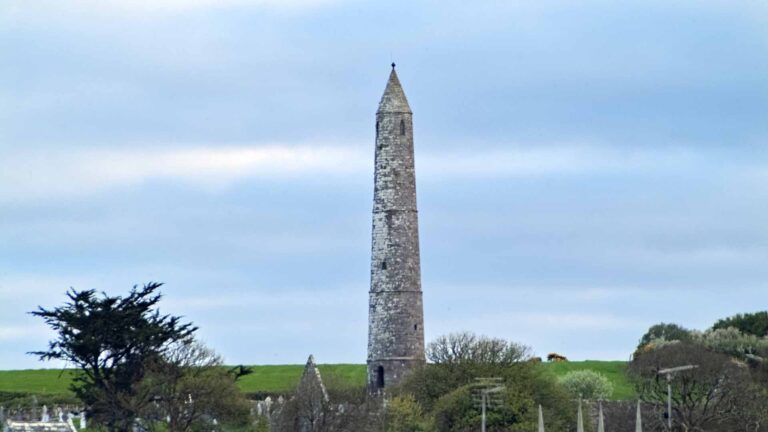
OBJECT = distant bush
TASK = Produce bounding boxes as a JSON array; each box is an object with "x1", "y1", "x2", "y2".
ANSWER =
[
  {"x1": 0, "y1": 391, "x2": 79, "y2": 408},
  {"x1": 558, "y1": 370, "x2": 613, "y2": 400},
  {"x1": 693, "y1": 327, "x2": 768, "y2": 359},
  {"x1": 426, "y1": 332, "x2": 530, "y2": 365},
  {"x1": 713, "y1": 311, "x2": 768, "y2": 337},
  {"x1": 636, "y1": 337, "x2": 681, "y2": 355}
]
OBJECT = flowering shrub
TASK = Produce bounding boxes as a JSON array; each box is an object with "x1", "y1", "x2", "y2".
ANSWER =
[
  {"x1": 693, "y1": 327, "x2": 768, "y2": 359},
  {"x1": 558, "y1": 370, "x2": 614, "y2": 400}
]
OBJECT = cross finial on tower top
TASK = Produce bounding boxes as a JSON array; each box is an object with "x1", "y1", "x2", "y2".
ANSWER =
[{"x1": 391, "y1": 62, "x2": 396, "y2": 69}]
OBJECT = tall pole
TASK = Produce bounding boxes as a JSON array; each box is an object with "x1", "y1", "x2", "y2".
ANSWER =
[
  {"x1": 667, "y1": 376, "x2": 672, "y2": 430},
  {"x1": 658, "y1": 364, "x2": 698, "y2": 431}
]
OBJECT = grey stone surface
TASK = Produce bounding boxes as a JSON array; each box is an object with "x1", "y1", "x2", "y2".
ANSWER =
[
  {"x1": 295, "y1": 355, "x2": 329, "y2": 432},
  {"x1": 367, "y1": 66, "x2": 425, "y2": 391}
]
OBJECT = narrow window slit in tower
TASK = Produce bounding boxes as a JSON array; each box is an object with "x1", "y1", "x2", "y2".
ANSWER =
[
  {"x1": 414, "y1": 324, "x2": 418, "y2": 331},
  {"x1": 376, "y1": 366, "x2": 385, "y2": 388},
  {"x1": 400, "y1": 120, "x2": 405, "y2": 135},
  {"x1": 376, "y1": 121, "x2": 379, "y2": 138},
  {"x1": 381, "y1": 261, "x2": 387, "y2": 270}
]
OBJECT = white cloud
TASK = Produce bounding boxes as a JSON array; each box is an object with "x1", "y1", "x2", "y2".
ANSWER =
[
  {"x1": 0, "y1": 142, "x2": 706, "y2": 204},
  {"x1": 0, "y1": 144, "x2": 368, "y2": 203},
  {"x1": 418, "y1": 144, "x2": 699, "y2": 178}
]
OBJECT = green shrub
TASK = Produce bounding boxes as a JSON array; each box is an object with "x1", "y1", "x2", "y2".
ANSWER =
[
  {"x1": 385, "y1": 395, "x2": 432, "y2": 432},
  {"x1": 431, "y1": 384, "x2": 537, "y2": 432},
  {"x1": 558, "y1": 370, "x2": 613, "y2": 400},
  {"x1": 397, "y1": 358, "x2": 572, "y2": 430}
]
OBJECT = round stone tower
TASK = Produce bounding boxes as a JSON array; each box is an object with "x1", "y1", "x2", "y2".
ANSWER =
[{"x1": 367, "y1": 65, "x2": 425, "y2": 392}]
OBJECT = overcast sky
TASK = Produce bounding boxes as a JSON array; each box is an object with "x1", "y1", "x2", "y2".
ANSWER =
[{"x1": 1, "y1": 0, "x2": 767, "y2": 369}]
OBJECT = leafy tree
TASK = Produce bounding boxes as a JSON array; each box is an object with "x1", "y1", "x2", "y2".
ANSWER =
[
  {"x1": 31, "y1": 283, "x2": 197, "y2": 432},
  {"x1": 431, "y1": 384, "x2": 537, "y2": 432},
  {"x1": 558, "y1": 370, "x2": 613, "y2": 400},
  {"x1": 713, "y1": 311, "x2": 768, "y2": 337},
  {"x1": 636, "y1": 323, "x2": 691, "y2": 350},
  {"x1": 384, "y1": 395, "x2": 431, "y2": 432},
  {"x1": 397, "y1": 332, "x2": 572, "y2": 432}
]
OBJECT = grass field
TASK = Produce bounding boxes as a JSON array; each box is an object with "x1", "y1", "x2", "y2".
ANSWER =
[
  {"x1": 0, "y1": 361, "x2": 635, "y2": 400},
  {"x1": 0, "y1": 369, "x2": 79, "y2": 394},
  {"x1": 541, "y1": 360, "x2": 635, "y2": 400}
]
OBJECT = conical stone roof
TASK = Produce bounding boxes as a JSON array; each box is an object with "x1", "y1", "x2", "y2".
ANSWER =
[{"x1": 377, "y1": 66, "x2": 411, "y2": 114}]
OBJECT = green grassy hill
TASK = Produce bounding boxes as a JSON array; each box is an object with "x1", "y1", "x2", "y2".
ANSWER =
[
  {"x1": 542, "y1": 360, "x2": 635, "y2": 400},
  {"x1": 0, "y1": 361, "x2": 635, "y2": 401}
]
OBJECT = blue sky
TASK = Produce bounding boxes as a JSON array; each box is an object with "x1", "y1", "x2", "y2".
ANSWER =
[{"x1": 1, "y1": 0, "x2": 767, "y2": 368}]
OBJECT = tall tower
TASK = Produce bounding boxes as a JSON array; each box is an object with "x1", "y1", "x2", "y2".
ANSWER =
[{"x1": 367, "y1": 64, "x2": 425, "y2": 391}]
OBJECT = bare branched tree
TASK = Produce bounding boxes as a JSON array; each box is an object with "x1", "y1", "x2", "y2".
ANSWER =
[
  {"x1": 629, "y1": 342, "x2": 765, "y2": 431},
  {"x1": 426, "y1": 332, "x2": 530, "y2": 365},
  {"x1": 140, "y1": 340, "x2": 250, "y2": 432}
]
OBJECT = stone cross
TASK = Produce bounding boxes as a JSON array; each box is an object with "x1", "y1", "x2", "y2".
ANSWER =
[
  {"x1": 597, "y1": 401, "x2": 605, "y2": 432},
  {"x1": 576, "y1": 399, "x2": 584, "y2": 432},
  {"x1": 537, "y1": 404, "x2": 544, "y2": 432}
]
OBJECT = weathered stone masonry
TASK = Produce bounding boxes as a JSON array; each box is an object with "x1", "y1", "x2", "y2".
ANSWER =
[{"x1": 367, "y1": 66, "x2": 425, "y2": 391}]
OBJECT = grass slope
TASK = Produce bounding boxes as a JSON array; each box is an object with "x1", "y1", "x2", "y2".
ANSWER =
[
  {"x1": 237, "y1": 364, "x2": 366, "y2": 394},
  {"x1": 543, "y1": 360, "x2": 635, "y2": 400},
  {"x1": 0, "y1": 361, "x2": 635, "y2": 400},
  {"x1": 0, "y1": 369, "x2": 78, "y2": 394}
]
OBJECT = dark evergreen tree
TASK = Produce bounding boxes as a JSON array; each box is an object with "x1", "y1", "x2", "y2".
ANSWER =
[
  {"x1": 712, "y1": 311, "x2": 768, "y2": 337},
  {"x1": 636, "y1": 323, "x2": 692, "y2": 350},
  {"x1": 30, "y1": 282, "x2": 197, "y2": 432}
]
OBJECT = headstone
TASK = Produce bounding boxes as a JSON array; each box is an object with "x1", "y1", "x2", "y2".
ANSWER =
[
  {"x1": 538, "y1": 404, "x2": 545, "y2": 432},
  {"x1": 635, "y1": 400, "x2": 643, "y2": 432},
  {"x1": 576, "y1": 399, "x2": 584, "y2": 432},
  {"x1": 41, "y1": 406, "x2": 49, "y2": 423},
  {"x1": 79, "y1": 412, "x2": 86, "y2": 430},
  {"x1": 57, "y1": 408, "x2": 63, "y2": 422},
  {"x1": 597, "y1": 402, "x2": 605, "y2": 432}
]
